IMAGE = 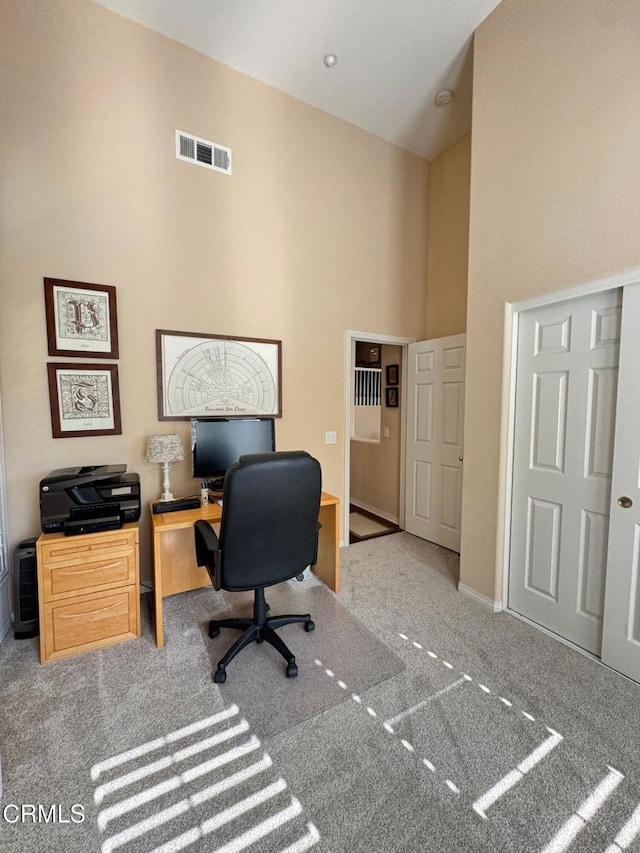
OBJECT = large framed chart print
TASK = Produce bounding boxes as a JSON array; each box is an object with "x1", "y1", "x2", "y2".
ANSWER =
[{"x1": 156, "y1": 330, "x2": 282, "y2": 420}]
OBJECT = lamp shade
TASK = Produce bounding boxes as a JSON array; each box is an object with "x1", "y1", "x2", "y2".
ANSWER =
[{"x1": 145, "y1": 434, "x2": 185, "y2": 464}]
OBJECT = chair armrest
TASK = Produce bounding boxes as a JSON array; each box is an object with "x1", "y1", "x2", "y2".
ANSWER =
[{"x1": 194, "y1": 520, "x2": 221, "y2": 590}]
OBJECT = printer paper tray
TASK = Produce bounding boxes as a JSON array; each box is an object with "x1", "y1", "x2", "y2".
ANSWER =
[{"x1": 64, "y1": 517, "x2": 123, "y2": 536}]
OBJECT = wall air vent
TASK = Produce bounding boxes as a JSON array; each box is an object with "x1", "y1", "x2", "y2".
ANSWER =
[{"x1": 175, "y1": 130, "x2": 232, "y2": 176}]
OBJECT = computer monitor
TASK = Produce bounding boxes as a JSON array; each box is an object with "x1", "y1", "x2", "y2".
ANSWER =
[{"x1": 191, "y1": 417, "x2": 276, "y2": 486}]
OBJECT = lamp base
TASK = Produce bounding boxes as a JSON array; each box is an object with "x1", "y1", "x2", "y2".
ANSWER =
[{"x1": 159, "y1": 462, "x2": 175, "y2": 503}]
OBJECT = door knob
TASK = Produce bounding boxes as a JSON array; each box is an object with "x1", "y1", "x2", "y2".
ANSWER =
[
  {"x1": 458, "y1": 455, "x2": 463, "y2": 462},
  {"x1": 618, "y1": 496, "x2": 633, "y2": 509}
]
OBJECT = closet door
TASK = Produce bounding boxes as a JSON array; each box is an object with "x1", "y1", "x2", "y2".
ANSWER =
[
  {"x1": 601, "y1": 284, "x2": 640, "y2": 681},
  {"x1": 508, "y1": 288, "x2": 621, "y2": 654},
  {"x1": 509, "y1": 281, "x2": 640, "y2": 683}
]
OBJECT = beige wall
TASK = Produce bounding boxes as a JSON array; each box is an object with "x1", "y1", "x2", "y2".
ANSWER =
[
  {"x1": 0, "y1": 0, "x2": 429, "y2": 581},
  {"x1": 463, "y1": 0, "x2": 640, "y2": 600},
  {"x1": 350, "y1": 344, "x2": 402, "y2": 520},
  {"x1": 426, "y1": 133, "x2": 470, "y2": 339}
]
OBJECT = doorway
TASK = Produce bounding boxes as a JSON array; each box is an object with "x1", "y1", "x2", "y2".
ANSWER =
[
  {"x1": 344, "y1": 330, "x2": 467, "y2": 555},
  {"x1": 344, "y1": 331, "x2": 413, "y2": 545}
]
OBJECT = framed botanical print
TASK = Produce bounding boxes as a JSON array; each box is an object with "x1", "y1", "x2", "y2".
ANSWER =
[
  {"x1": 47, "y1": 363, "x2": 122, "y2": 437},
  {"x1": 44, "y1": 278, "x2": 119, "y2": 359}
]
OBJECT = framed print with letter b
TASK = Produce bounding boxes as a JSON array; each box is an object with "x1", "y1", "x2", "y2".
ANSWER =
[{"x1": 44, "y1": 278, "x2": 119, "y2": 359}]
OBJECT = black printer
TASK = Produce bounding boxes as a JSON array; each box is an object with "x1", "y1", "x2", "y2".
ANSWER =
[{"x1": 39, "y1": 464, "x2": 141, "y2": 535}]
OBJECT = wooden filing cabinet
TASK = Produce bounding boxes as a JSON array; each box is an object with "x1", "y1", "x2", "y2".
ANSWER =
[{"x1": 36, "y1": 524, "x2": 140, "y2": 663}]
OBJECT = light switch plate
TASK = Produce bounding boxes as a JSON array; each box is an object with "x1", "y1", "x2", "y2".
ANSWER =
[{"x1": 325, "y1": 430, "x2": 337, "y2": 445}]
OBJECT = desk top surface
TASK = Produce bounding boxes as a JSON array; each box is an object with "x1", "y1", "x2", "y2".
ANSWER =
[{"x1": 150, "y1": 491, "x2": 339, "y2": 531}]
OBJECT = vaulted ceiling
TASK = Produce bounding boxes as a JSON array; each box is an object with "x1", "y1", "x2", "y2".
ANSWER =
[{"x1": 94, "y1": 0, "x2": 502, "y2": 160}]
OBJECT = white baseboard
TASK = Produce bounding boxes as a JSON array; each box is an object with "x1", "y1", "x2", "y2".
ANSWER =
[
  {"x1": 458, "y1": 582, "x2": 503, "y2": 613},
  {"x1": 350, "y1": 499, "x2": 399, "y2": 526}
]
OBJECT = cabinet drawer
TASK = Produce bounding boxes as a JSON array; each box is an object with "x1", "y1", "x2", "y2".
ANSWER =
[
  {"x1": 38, "y1": 529, "x2": 137, "y2": 564},
  {"x1": 42, "y1": 551, "x2": 136, "y2": 599},
  {"x1": 42, "y1": 586, "x2": 139, "y2": 662}
]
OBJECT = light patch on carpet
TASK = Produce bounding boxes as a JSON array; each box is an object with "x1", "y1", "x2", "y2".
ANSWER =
[
  {"x1": 91, "y1": 709, "x2": 320, "y2": 853},
  {"x1": 398, "y1": 631, "x2": 542, "y2": 725},
  {"x1": 541, "y1": 766, "x2": 625, "y2": 853},
  {"x1": 313, "y1": 658, "x2": 460, "y2": 798},
  {"x1": 472, "y1": 728, "x2": 564, "y2": 819},
  {"x1": 349, "y1": 511, "x2": 394, "y2": 538}
]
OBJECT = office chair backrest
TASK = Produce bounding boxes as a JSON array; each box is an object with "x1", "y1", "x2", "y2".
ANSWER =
[{"x1": 219, "y1": 450, "x2": 322, "y2": 591}]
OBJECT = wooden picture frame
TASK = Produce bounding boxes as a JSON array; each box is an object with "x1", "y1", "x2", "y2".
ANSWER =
[
  {"x1": 386, "y1": 364, "x2": 399, "y2": 386},
  {"x1": 156, "y1": 329, "x2": 282, "y2": 420},
  {"x1": 47, "y1": 363, "x2": 122, "y2": 438},
  {"x1": 368, "y1": 345, "x2": 380, "y2": 365},
  {"x1": 44, "y1": 278, "x2": 119, "y2": 359},
  {"x1": 385, "y1": 387, "x2": 399, "y2": 408}
]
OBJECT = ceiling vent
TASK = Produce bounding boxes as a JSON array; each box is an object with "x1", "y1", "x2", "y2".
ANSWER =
[{"x1": 175, "y1": 130, "x2": 232, "y2": 176}]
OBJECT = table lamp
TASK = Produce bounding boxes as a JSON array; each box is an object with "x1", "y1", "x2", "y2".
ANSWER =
[{"x1": 146, "y1": 434, "x2": 185, "y2": 502}]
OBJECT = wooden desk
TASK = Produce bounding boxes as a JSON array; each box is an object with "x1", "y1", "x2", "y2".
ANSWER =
[{"x1": 150, "y1": 492, "x2": 340, "y2": 648}]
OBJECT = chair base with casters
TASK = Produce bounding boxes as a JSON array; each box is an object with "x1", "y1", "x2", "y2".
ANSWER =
[{"x1": 208, "y1": 586, "x2": 315, "y2": 683}]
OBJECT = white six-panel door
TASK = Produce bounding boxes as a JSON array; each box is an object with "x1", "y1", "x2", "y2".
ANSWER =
[
  {"x1": 508, "y1": 288, "x2": 621, "y2": 654},
  {"x1": 509, "y1": 281, "x2": 640, "y2": 683},
  {"x1": 405, "y1": 334, "x2": 465, "y2": 552}
]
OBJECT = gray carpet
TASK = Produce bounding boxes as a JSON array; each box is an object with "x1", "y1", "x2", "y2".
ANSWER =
[
  {"x1": 2, "y1": 532, "x2": 640, "y2": 853},
  {"x1": 0, "y1": 573, "x2": 403, "y2": 852}
]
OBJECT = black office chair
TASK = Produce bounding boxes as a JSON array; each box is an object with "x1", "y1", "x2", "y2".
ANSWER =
[{"x1": 194, "y1": 450, "x2": 322, "y2": 684}]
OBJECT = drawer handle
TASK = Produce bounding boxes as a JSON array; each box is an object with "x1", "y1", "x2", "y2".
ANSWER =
[
  {"x1": 59, "y1": 603, "x2": 122, "y2": 619},
  {"x1": 58, "y1": 562, "x2": 123, "y2": 575}
]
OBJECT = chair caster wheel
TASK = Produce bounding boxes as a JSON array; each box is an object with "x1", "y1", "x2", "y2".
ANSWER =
[
  {"x1": 304, "y1": 620, "x2": 315, "y2": 632},
  {"x1": 213, "y1": 667, "x2": 227, "y2": 684},
  {"x1": 286, "y1": 662, "x2": 298, "y2": 678},
  {"x1": 208, "y1": 623, "x2": 220, "y2": 639}
]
